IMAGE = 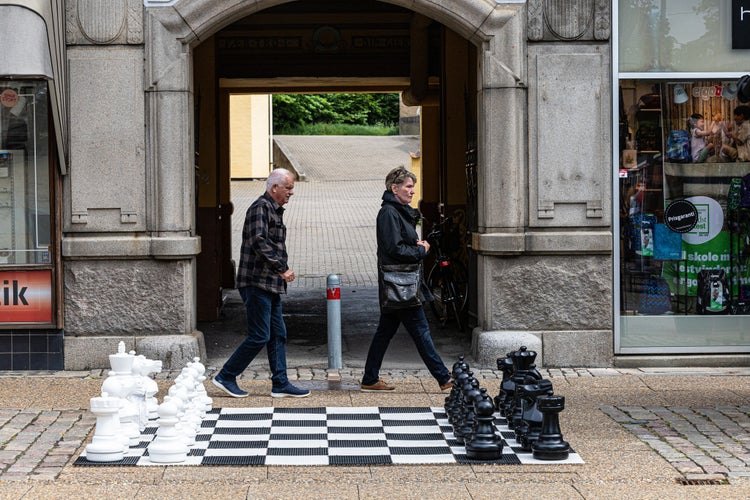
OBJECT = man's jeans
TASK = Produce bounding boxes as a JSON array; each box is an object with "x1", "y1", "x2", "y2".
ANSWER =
[
  {"x1": 219, "y1": 286, "x2": 289, "y2": 388},
  {"x1": 362, "y1": 306, "x2": 450, "y2": 385}
]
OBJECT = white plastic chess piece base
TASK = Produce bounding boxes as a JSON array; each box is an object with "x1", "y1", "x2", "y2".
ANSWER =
[{"x1": 85, "y1": 394, "x2": 125, "y2": 462}]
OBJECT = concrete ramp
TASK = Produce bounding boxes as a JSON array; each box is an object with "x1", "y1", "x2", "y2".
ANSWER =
[{"x1": 274, "y1": 135, "x2": 419, "y2": 181}]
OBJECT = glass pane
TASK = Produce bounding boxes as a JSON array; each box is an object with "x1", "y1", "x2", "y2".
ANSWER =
[
  {"x1": 619, "y1": 0, "x2": 747, "y2": 73},
  {"x1": 0, "y1": 80, "x2": 50, "y2": 265},
  {"x1": 618, "y1": 77, "x2": 750, "y2": 349}
]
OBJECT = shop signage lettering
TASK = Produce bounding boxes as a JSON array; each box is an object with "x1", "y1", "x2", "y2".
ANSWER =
[
  {"x1": 732, "y1": 0, "x2": 750, "y2": 49},
  {"x1": 1, "y1": 280, "x2": 28, "y2": 306},
  {"x1": 0, "y1": 270, "x2": 52, "y2": 323},
  {"x1": 691, "y1": 86, "x2": 722, "y2": 99},
  {"x1": 662, "y1": 232, "x2": 748, "y2": 296}
]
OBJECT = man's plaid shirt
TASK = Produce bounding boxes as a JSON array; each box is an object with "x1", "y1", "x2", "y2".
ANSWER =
[{"x1": 236, "y1": 192, "x2": 289, "y2": 294}]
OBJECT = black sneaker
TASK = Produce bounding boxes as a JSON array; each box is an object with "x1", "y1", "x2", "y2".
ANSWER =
[
  {"x1": 212, "y1": 374, "x2": 249, "y2": 398},
  {"x1": 271, "y1": 383, "x2": 310, "y2": 398}
]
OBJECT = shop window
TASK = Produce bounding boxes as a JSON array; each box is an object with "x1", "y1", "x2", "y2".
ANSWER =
[
  {"x1": 619, "y1": 79, "x2": 750, "y2": 320},
  {"x1": 0, "y1": 81, "x2": 51, "y2": 266}
]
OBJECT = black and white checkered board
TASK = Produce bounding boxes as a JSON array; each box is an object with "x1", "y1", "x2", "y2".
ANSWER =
[{"x1": 74, "y1": 407, "x2": 583, "y2": 466}]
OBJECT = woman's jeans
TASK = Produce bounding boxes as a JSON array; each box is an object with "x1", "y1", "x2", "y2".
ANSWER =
[
  {"x1": 362, "y1": 306, "x2": 450, "y2": 385},
  {"x1": 219, "y1": 286, "x2": 289, "y2": 388}
]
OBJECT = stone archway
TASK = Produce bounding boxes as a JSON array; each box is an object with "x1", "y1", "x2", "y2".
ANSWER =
[
  {"x1": 143, "y1": 0, "x2": 528, "y2": 333},
  {"x1": 62, "y1": 0, "x2": 614, "y2": 369}
]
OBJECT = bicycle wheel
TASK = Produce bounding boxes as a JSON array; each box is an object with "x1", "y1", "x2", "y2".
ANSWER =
[
  {"x1": 427, "y1": 262, "x2": 467, "y2": 328},
  {"x1": 427, "y1": 264, "x2": 449, "y2": 326},
  {"x1": 448, "y1": 260, "x2": 469, "y2": 314},
  {"x1": 440, "y1": 279, "x2": 463, "y2": 331}
]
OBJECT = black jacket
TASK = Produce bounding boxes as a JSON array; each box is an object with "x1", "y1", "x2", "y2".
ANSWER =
[{"x1": 376, "y1": 190, "x2": 426, "y2": 266}]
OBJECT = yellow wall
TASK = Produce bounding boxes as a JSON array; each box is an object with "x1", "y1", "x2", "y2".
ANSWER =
[{"x1": 230, "y1": 94, "x2": 271, "y2": 179}]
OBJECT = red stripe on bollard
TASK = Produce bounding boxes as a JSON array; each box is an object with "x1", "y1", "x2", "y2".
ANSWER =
[{"x1": 327, "y1": 287, "x2": 340, "y2": 300}]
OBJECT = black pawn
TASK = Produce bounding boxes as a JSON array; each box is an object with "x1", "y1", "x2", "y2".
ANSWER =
[
  {"x1": 454, "y1": 378, "x2": 480, "y2": 445},
  {"x1": 531, "y1": 395, "x2": 570, "y2": 461},
  {"x1": 465, "y1": 389, "x2": 503, "y2": 460},
  {"x1": 445, "y1": 356, "x2": 468, "y2": 413},
  {"x1": 448, "y1": 369, "x2": 471, "y2": 426}
]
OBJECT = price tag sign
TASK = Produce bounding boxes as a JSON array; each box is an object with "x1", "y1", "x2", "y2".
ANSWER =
[
  {"x1": 0, "y1": 88, "x2": 18, "y2": 108},
  {"x1": 664, "y1": 199, "x2": 698, "y2": 233}
]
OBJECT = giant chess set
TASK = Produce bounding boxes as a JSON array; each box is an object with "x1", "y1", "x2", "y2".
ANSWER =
[{"x1": 74, "y1": 344, "x2": 582, "y2": 466}]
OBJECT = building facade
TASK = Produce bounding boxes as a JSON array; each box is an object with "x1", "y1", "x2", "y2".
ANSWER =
[{"x1": 4, "y1": 1, "x2": 737, "y2": 371}]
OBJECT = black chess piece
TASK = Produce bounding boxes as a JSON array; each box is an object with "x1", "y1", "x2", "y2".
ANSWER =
[
  {"x1": 507, "y1": 346, "x2": 543, "y2": 430},
  {"x1": 448, "y1": 369, "x2": 472, "y2": 426},
  {"x1": 515, "y1": 380, "x2": 553, "y2": 451},
  {"x1": 465, "y1": 388, "x2": 503, "y2": 460},
  {"x1": 445, "y1": 356, "x2": 468, "y2": 414},
  {"x1": 454, "y1": 377, "x2": 481, "y2": 445},
  {"x1": 531, "y1": 395, "x2": 570, "y2": 461},
  {"x1": 494, "y1": 354, "x2": 514, "y2": 415}
]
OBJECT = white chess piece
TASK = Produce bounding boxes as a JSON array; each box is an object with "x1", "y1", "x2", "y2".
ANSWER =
[
  {"x1": 189, "y1": 358, "x2": 213, "y2": 412},
  {"x1": 109, "y1": 341, "x2": 133, "y2": 375},
  {"x1": 102, "y1": 366, "x2": 141, "y2": 447},
  {"x1": 131, "y1": 354, "x2": 162, "y2": 422},
  {"x1": 85, "y1": 392, "x2": 125, "y2": 462},
  {"x1": 166, "y1": 385, "x2": 198, "y2": 447},
  {"x1": 147, "y1": 399, "x2": 188, "y2": 463}
]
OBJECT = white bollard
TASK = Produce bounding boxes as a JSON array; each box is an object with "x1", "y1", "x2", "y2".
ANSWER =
[{"x1": 326, "y1": 274, "x2": 342, "y2": 370}]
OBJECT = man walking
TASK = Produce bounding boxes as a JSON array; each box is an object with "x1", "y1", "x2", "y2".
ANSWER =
[{"x1": 213, "y1": 168, "x2": 310, "y2": 398}]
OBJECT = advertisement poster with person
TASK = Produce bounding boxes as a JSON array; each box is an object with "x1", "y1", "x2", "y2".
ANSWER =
[{"x1": 662, "y1": 195, "x2": 749, "y2": 296}]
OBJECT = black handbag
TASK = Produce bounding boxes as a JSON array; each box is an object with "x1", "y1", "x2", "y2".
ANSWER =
[{"x1": 379, "y1": 263, "x2": 422, "y2": 309}]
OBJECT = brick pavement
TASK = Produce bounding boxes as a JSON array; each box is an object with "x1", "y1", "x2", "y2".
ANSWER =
[
  {"x1": 3, "y1": 367, "x2": 750, "y2": 485},
  {"x1": 231, "y1": 135, "x2": 420, "y2": 289},
  {"x1": 602, "y1": 404, "x2": 750, "y2": 482}
]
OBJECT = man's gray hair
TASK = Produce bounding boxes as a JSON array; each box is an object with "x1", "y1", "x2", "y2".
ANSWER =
[{"x1": 267, "y1": 168, "x2": 293, "y2": 191}]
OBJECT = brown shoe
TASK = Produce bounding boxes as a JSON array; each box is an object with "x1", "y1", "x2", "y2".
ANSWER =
[
  {"x1": 360, "y1": 379, "x2": 395, "y2": 392},
  {"x1": 439, "y1": 380, "x2": 453, "y2": 392}
]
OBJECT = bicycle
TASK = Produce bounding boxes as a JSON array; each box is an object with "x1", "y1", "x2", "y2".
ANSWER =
[{"x1": 425, "y1": 217, "x2": 468, "y2": 330}]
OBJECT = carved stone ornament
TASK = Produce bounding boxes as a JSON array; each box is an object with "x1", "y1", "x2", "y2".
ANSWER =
[
  {"x1": 66, "y1": 0, "x2": 143, "y2": 45},
  {"x1": 527, "y1": 0, "x2": 610, "y2": 42}
]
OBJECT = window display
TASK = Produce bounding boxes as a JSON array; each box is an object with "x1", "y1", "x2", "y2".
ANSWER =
[
  {"x1": 619, "y1": 78, "x2": 750, "y2": 349},
  {"x1": 0, "y1": 81, "x2": 51, "y2": 266}
]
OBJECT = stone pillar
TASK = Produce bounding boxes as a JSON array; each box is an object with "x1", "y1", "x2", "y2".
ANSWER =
[
  {"x1": 61, "y1": 0, "x2": 202, "y2": 369},
  {"x1": 471, "y1": 1, "x2": 614, "y2": 367}
]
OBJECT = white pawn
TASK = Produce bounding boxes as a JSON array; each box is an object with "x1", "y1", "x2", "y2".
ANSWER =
[
  {"x1": 189, "y1": 358, "x2": 213, "y2": 412},
  {"x1": 177, "y1": 367, "x2": 199, "y2": 411},
  {"x1": 165, "y1": 391, "x2": 196, "y2": 448},
  {"x1": 147, "y1": 399, "x2": 188, "y2": 463},
  {"x1": 85, "y1": 392, "x2": 125, "y2": 462}
]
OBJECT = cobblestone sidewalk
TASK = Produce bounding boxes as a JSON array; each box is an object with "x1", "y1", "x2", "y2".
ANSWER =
[
  {"x1": 603, "y1": 405, "x2": 750, "y2": 483},
  {"x1": 0, "y1": 408, "x2": 94, "y2": 481},
  {"x1": 3, "y1": 367, "x2": 750, "y2": 482}
]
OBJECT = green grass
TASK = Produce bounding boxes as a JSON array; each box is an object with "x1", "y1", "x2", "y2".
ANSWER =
[{"x1": 275, "y1": 123, "x2": 399, "y2": 136}]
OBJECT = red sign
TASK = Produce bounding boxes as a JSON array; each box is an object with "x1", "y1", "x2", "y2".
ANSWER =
[
  {"x1": 326, "y1": 287, "x2": 340, "y2": 300},
  {"x1": 0, "y1": 88, "x2": 18, "y2": 108},
  {"x1": 0, "y1": 270, "x2": 53, "y2": 323}
]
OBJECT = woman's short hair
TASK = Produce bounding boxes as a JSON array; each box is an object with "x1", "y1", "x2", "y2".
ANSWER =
[{"x1": 385, "y1": 166, "x2": 416, "y2": 190}]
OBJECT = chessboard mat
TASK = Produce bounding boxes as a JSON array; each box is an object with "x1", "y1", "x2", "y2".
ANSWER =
[{"x1": 74, "y1": 407, "x2": 583, "y2": 466}]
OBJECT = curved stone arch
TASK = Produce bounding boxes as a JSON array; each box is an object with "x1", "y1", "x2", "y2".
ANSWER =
[
  {"x1": 143, "y1": 0, "x2": 526, "y2": 225},
  {"x1": 165, "y1": 0, "x2": 508, "y2": 48},
  {"x1": 143, "y1": 0, "x2": 528, "y2": 334}
]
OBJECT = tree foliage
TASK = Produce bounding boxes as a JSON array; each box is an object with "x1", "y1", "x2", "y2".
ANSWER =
[{"x1": 273, "y1": 93, "x2": 399, "y2": 133}]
